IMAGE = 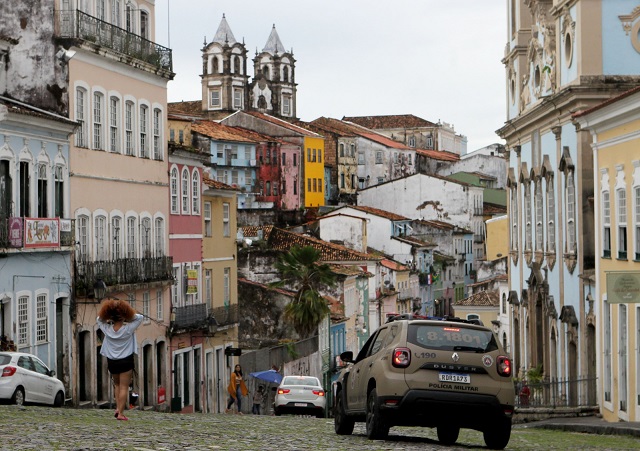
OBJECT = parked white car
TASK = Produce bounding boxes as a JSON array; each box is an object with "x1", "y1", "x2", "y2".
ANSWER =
[
  {"x1": 0, "y1": 352, "x2": 65, "y2": 407},
  {"x1": 274, "y1": 375, "x2": 326, "y2": 418}
]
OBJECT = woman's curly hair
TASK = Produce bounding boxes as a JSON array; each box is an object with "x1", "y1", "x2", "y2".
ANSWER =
[{"x1": 98, "y1": 299, "x2": 136, "y2": 322}]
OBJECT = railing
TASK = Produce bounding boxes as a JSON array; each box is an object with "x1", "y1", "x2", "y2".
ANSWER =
[
  {"x1": 174, "y1": 303, "x2": 208, "y2": 329},
  {"x1": 209, "y1": 304, "x2": 239, "y2": 328},
  {"x1": 514, "y1": 377, "x2": 598, "y2": 408},
  {"x1": 55, "y1": 10, "x2": 172, "y2": 72},
  {"x1": 75, "y1": 256, "x2": 173, "y2": 295}
]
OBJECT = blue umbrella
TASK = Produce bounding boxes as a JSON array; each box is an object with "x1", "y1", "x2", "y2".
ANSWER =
[{"x1": 249, "y1": 369, "x2": 283, "y2": 384}]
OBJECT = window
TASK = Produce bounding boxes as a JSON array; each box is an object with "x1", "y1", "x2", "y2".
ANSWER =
[
  {"x1": 307, "y1": 148, "x2": 311, "y2": 162},
  {"x1": 156, "y1": 289, "x2": 163, "y2": 321},
  {"x1": 19, "y1": 161, "x2": 29, "y2": 217},
  {"x1": 127, "y1": 216, "x2": 136, "y2": 258},
  {"x1": 524, "y1": 183, "x2": 532, "y2": 251},
  {"x1": 234, "y1": 89, "x2": 242, "y2": 109},
  {"x1": 192, "y1": 170, "x2": 200, "y2": 214},
  {"x1": 318, "y1": 149, "x2": 322, "y2": 163},
  {"x1": 139, "y1": 105, "x2": 148, "y2": 158},
  {"x1": 283, "y1": 96, "x2": 290, "y2": 115},
  {"x1": 603, "y1": 190, "x2": 611, "y2": 257},
  {"x1": 312, "y1": 178, "x2": 317, "y2": 192},
  {"x1": 36, "y1": 294, "x2": 47, "y2": 343},
  {"x1": 511, "y1": 186, "x2": 518, "y2": 251},
  {"x1": 170, "y1": 168, "x2": 179, "y2": 214},
  {"x1": 546, "y1": 176, "x2": 555, "y2": 252},
  {"x1": 339, "y1": 143, "x2": 345, "y2": 157},
  {"x1": 266, "y1": 181, "x2": 271, "y2": 196},
  {"x1": 153, "y1": 108, "x2": 161, "y2": 160},
  {"x1": 37, "y1": 163, "x2": 48, "y2": 218},
  {"x1": 312, "y1": 149, "x2": 316, "y2": 162},
  {"x1": 75, "y1": 88, "x2": 87, "y2": 147},
  {"x1": 170, "y1": 128, "x2": 175, "y2": 142},
  {"x1": 293, "y1": 153, "x2": 297, "y2": 167},
  {"x1": 154, "y1": 218, "x2": 164, "y2": 257},
  {"x1": 617, "y1": 188, "x2": 627, "y2": 259},
  {"x1": 293, "y1": 178, "x2": 297, "y2": 195},
  {"x1": 307, "y1": 178, "x2": 311, "y2": 192},
  {"x1": 350, "y1": 144, "x2": 355, "y2": 157},
  {"x1": 358, "y1": 152, "x2": 365, "y2": 165},
  {"x1": 93, "y1": 92, "x2": 104, "y2": 150},
  {"x1": 78, "y1": 215, "x2": 89, "y2": 262},
  {"x1": 172, "y1": 267, "x2": 179, "y2": 306},
  {"x1": 18, "y1": 295, "x2": 28, "y2": 346},
  {"x1": 141, "y1": 217, "x2": 151, "y2": 257},
  {"x1": 181, "y1": 168, "x2": 190, "y2": 214},
  {"x1": 112, "y1": 0, "x2": 121, "y2": 27},
  {"x1": 178, "y1": 130, "x2": 184, "y2": 144},
  {"x1": 95, "y1": 215, "x2": 107, "y2": 260},
  {"x1": 281, "y1": 152, "x2": 286, "y2": 165},
  {"x1": 205, "y1": 269, "x2": 212, "y2": 306},
  {"x1": 535, "y1": 180, "x2": 543, "y2": 251},
  {"x1": 566, "y1": 171, "x2": 576, "y2": 253},
  {"x1": 340, "y1": 173, "x2": 345, "y2": 189},
  {"x1": 54, "y1": 165, "x2": 64, "y2": 218},
  {"x1": 223, "y1": 202, "x2": 230, "y2": 237},
  {"x1": 635, "y1": 187, "x2": 640, "y2": 260},
  {"x1": 97, "y1": 0, "x2": 106, "y2": 21},
  {"x1": 204, "y1": 201, "x2": 211, "y2": 237},
  {"x1": 140, "y1": 11, "x2": 149, "y2": 39},
  {"x1": 125, "y1": 101, "x2": 134, "y2": 155},
  {"x1": 375, "y1": 151, "x2": 382, "y2": 164},
  {"x1": 408, "y1": 136, "x2": 416, "y2": 147},
  {"x1": 111, "y1": 216, "x2": 122, "y2": 259},
  {"x1": 210, "y1": 90, "x2": 220, "y2": 107},
  {"x1": 318, "y1": 178, "x2": 322, "y2": 193},
  {"x1": 224, "y1": 267, "x2": 230, "y2": 306},
  {"x1": 143, "y1": 291, "x2": 150, "y2": 321},
  {"x1": 109, "y1": 97, "x2": 120, "y2": 153},
  {"x1": 377, "y1": 177, "x2": 384, "y2": 184}
]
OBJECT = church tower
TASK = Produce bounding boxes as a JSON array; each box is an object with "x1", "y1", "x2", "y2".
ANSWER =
[
  {"x1": 249, "y1": 25, "x2": 297, "y2": 120},
  {"x1": 201, "y1": 15, "x2": 249, "y2": 117}
]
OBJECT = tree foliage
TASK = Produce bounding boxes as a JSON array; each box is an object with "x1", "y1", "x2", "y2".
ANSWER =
[{"x1": 270, "y1": 245, "x2": 336, "y2": 338}]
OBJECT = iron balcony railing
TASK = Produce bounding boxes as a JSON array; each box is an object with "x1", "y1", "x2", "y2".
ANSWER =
[
  {"x1": 55, "y1": 9, "x2": 172, "y2": 72},
  {"x1": 515, "y1": 377, "x2": 598, "y2": 409},
  {"x1": 172, "y1": 303, "x2": 238, "y2": 332},
  {"x1": 75, "y1": 256, "x2": 173, "y2": 295},
  {"x1": 209, "y1": 304, "x2": 239, "y2": 328}
]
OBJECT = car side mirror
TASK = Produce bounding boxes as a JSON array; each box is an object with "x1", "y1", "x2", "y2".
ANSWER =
[
  {"x1": 48, "y1": 370, "x2": 56, "y2": 377},
  {"x1": 339, "y1": 351, "x2": 354, "y2": 363}
]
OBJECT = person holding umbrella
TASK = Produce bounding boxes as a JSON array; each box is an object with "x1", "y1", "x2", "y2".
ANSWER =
[{"x1": 226, "y1": 364, "x2": 248, "y2": 414}]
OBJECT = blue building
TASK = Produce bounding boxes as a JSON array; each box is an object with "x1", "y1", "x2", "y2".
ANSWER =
[{"x1": 0, "y1": 95, "x2": 76, "y2": 391}]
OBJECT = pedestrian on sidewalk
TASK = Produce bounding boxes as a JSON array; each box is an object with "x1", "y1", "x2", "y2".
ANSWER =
[
  {"x1": 252, "y1": 385, "x2": 264, "y2": 415},
  {"x1": 226, "y1": 364, "x2": 248, "y2": 414},
  {"x1": 97, "y1": 299, "x2": 143, "y2": 421}
]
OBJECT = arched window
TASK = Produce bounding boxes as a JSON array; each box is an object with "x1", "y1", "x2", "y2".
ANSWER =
[
  {"x1": 111, "y1": 215, "x2": 122, "y2": 259},
  {"x1": 283, "y1": 66, "x2": 289, "y2": 82},
  {"x1": 263, "y1": 65, "x2": 270, "y2": 80},
  {"x1": 170, "y1": 167, "x2": 179, "y2": 214},
  {"x1": 139, "y1": 105, "x2": 148, "y2": 158},
  {"x1": 212, "y1": 56, "x2": 219, "y2": 74},
  {"x1": 192, "y1": 170, "x2": 200, "y2": 214},
  {"x1": 141, "y1": 217, "x2": 151, "y2": 257},
  {"x1": 37, "y1": 163, "x2": 48, "y2": 218},
  {"x1": 95, "y1": 214, "x2": 107, "y2": 261},
  {"x1": 93, "y1": 92, "x2": 104, "y2": 150},
  {"x1": 154, "y1": 217, "x2": 164, "y2": 256},
  {"x1": 339, "y1": 143, "x2": 344, "y2": 157},
  {"x1": 234, "y1": 55, "x2": 241, "y2": 74},
  {"x1": 126, "y1": 216, "x2": 137, "y2": 258},
  {"x1": 181, "y1": 167, "x2": 190, "y2": 214},
  {"x1": 54, "y1": 165, "x2": 64, "y2": 218},
  {"x1": 75, "y1": 87, "x2": 88, "y2": 147},
  {"x1": 77, "y1": 214, "x2": 89, "y2": 263}
]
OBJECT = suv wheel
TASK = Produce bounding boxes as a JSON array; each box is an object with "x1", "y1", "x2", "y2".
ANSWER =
[
  {"x1": 483, "y1": 417, "x2": 511, "y2": 450},
  {"x1": 365, "y1": 388, "x2": 389, "y2": 440},
  {"x1": 334, "y1": 391, "x2": 355, "y2": 435},
  {"x1": 437, "y1": 424, "x2": 460, "y2": 446}
]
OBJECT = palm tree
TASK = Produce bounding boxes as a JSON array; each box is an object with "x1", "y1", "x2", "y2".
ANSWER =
[{"x1": 271, "y1": 245, "x2": 336, "y2": 338}]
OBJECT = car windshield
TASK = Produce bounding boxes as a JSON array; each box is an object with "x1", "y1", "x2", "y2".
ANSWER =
[
  {"x1": 282, "y1": 377, "x2": 319, "y2": 386},
  {"x1": 408, "y1": 324, "x2": 499, "y2": 352},
  {"x1": 0, "y1": 354, "x2": 11, "y2": 365}
]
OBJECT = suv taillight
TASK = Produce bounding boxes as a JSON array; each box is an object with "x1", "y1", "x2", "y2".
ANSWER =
[
  {"x1": 496, "y1": 356, "x2": 512, "y2": 377},
  {"x1": 2, "y1": 366, "x2": 17, "y2": 377},
  {"x1": 392, "y1": 347, "x2": 411, "y2": 368}
]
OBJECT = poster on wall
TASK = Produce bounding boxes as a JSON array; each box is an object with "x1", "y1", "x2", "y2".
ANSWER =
[
  {"x1": 8, "y1": 217, "x2": 23, "y2": 247},
  {"x1": 24, "y1": 218, "x2": 60, "y2": 248},
  {"x1": 186, "y1": 269, "x2": 198, "y2": 294}
]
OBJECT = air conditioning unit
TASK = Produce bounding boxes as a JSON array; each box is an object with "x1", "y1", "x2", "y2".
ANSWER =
[{"x1": 250, "y1": 160, "x2": 256, "y2": 166}]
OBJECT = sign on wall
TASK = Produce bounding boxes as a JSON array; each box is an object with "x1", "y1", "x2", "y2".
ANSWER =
[
  {"x1": 606, "y1": 271, "x2": 640, "y2": 303},
  {"x1": 24, "y1": 218, "x2": 60, "y2": 248},
  {"x1": 8, "y1": 217, "x2": 23, "y2": 247},
  {"x1": 186, "y1": 269, "x2": 198, "y2": 294}
]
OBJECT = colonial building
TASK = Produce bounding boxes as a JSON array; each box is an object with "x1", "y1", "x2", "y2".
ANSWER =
[
  {"x1": 574, "y1": 85, "x2": 640, "y2": 421},
  {"x1": 56, "y1": 0, "x2": 175, "y2": 409},
  {"x1": 496, "y1": 0, "x2": 640, "y2": 401}
]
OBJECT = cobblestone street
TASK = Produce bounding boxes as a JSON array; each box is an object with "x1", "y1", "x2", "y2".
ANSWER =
[{"x1": 2, "y1": 405, "x2": 640, "y2": 450}]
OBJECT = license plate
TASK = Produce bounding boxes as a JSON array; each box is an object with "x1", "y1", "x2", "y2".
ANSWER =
[
  {"x1": 294, "y1": 403, "x2": 307, "y2": 407},
  {"x1": 439, "y1": 372, "x2": 470, "y2": 384}
]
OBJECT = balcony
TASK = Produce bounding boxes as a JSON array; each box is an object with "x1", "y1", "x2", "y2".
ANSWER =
[
  {"x1": 0, "y1": 217, "x2": 75, "y2": 249},
  {"x1": 171, "y1": 303, "x2": 239, "y2": 332},
  {"x1": 75, "y1": 256, "x2": 173, "y2": 296},
  {"x1": 55, "y1": 10, "x2": 172, "y2": 73}
]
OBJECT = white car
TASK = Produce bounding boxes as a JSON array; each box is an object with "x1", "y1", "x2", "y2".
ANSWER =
[
  {"x1": 274, "y1": 375, "x2": 326, "y2": 418},
  {"x1": 0, "y1": 352, "x2": 65, "y2": 407}
]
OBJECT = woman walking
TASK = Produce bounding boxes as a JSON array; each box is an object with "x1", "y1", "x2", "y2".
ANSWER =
[
  {"x1": 226, "y1": 364, "x2": 248, "y2": 414},
  {"x1": 97, "y1": 299, "x2": 143, "y2": 421}
]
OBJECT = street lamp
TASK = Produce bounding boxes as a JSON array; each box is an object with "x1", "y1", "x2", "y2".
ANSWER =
[{"x1": 93, "y1": 277, "x2": 107, "y2": 302}]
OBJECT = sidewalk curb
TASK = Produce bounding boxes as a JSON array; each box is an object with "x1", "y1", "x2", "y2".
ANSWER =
[{"x1": 520, "y1": 422, "x2": 640, "y2": 438}]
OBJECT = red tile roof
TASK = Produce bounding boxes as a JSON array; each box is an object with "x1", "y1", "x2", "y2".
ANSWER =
[
  {"x1": 267, "y1": 227, "x2": 379, "y2": 262},
  {"x1": 327, "y1": 205, "x2": 410, "y2": 221},
  {"x1": 244, "y1": 111, "x2": 323, "y2": 137},
  {"x1": 381, "y1": 259, "x2": 409, "y2": 271},
  {"x1": 311, "y1": 117, "x2": 411, "y2": 150},
  {"x1": 167, "y1": 100, "x2": 204, "y2": 117},
  {"x1": 416, "y1": 148, "x2": 460, "y2": 162},
  {"x1": 202, "y1": 175, "x2": 238, "y2": 191},
  {"x1": 192, "y1": 121, "x2": 258, "y2": 143},
  {"x1": 454, "y1": 290, "x2": 499, "y2": 307},
  {"x1": 342, "y1": 114, "x2": 437, "y2": 129},
  {"x1": 483, "y1": 203, "x2": 507, "y2": 215}
]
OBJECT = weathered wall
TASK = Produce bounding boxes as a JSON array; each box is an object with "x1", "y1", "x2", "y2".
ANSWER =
[{"x1": 0, "y1": 0, "x2": 68, "y2": 114}]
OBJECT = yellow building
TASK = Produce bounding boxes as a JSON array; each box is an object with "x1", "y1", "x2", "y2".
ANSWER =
[
  {"x1": 199, "y1": 176, "x2": 241, "y2": 413},
  {"x1": 485, "y1": 215, "x2": 508, "y2": 261},
  {"x1": 303, "y1": 136, "x2": 325, "y2": 208},
  {"x1": 574, "y1": 86, "x2": 640, "y2": 422}
]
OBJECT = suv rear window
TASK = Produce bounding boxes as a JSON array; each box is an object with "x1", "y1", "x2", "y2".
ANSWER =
[{"x1": 408, "y1": 324, "x2": 498, "y2": 352}]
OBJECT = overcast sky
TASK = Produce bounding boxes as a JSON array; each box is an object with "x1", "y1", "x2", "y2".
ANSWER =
[{"x1": 155, "y1": 1, "x2": 507, "y2": 152}]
